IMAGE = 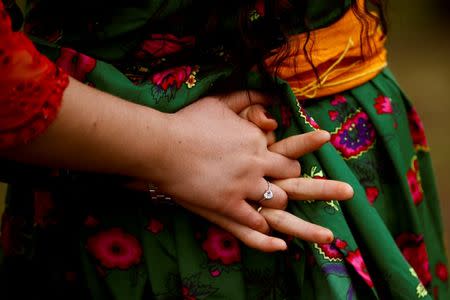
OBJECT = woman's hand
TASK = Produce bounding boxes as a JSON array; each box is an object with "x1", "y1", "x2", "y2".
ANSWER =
[{"x1": 176, "y1": 131, "x2": 353, "y2": 252}]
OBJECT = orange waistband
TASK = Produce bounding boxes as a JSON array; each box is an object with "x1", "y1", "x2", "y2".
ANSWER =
[{"x1": 264, "y1": 5, "x2": 387, "y2": 100}]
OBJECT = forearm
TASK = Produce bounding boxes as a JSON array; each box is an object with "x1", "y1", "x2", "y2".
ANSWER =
[{"x1": 0, "y1": 77, "x2": 171, "y2": 182}]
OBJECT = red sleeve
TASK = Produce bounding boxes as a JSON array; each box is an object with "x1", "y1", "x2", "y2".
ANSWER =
[{"x1": 0, "y1": 1, "x2": 69, "y2": 149}]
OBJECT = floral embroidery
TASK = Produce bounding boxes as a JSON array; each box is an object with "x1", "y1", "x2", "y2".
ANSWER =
[
  {"x1": 328, "y1": 110, "x2": 339, "y2": 121},
  {"x1": 202, "y1": 226, "x2": 241, "y2": 265},
  {"x1": 373, "y1": 95, "x2": 393, "y2": 114},
  {"x1": 152, "y1": 65, "x2": 199, "y2": 91},
  {"x1": 365, "y1": 186, "x2": 379, "y2": 204},
  {"x1": 396, "y1": 233, "x2": 432, "y2": 286},
  {"x1": 135, "y1": 34, "x2": 195, "y2": 59},
  {"x1": 86, "y1": 228, "x2": 142, "y2": 269},
  {"x1": 345, "y1": 249, "x2": 374, "y2": 288},
  {"x1": 435, "y1": 262, "x2": 448, "y2": 282},
  {"x1": 331, "y1": 95, "x2": 347, "y2": 106},
  {"x1": 407, "y1": 156, "x2": 424, "y2": 205},
  {"x1": 146, "y1": 218, "x2": 164, "y2": 234},
  {"x1": 330, "y1": 110, "x2": 376, "y2": 159},
  {"x1": 314, "y1": 239, "x2": 347, "y2": 262},
  {"x1": 55, "y1": 48, "x2": 96, "y2": 82},
  {"x1": 249, "y1": 0, "x2": 264, "y2": 21},
  {"x1": 297, "y1": 103, "x2": 320, "y2": 129},
  {"x1": 407, "y1": 107, "x2": 429, "y2": 151}
]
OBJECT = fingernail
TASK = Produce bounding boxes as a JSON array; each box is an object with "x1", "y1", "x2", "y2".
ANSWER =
[
  {"x1": 318, "y1": 130, "x2": 331, "y2": 140},
  {"x1": 344, "y1": 183, "x2": 354, "y2": 198},
  {"x1": 322, "y1": 229, "x2": 334, "y2": 243},
  {"x1": 264, "y1": 111, "x2": 275, "y2": 120},
  {"x1": 275, "y1": 239, "x2": 288, "y2": 251}
]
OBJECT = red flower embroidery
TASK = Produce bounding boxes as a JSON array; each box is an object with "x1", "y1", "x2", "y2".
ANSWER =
[
  {"x1": 152, "y1": 65, "x2": 194, "y2": 91},
  {"x1": 407, "y1": 157, "x2": 424, "y2": 205},
  {"x1": 317, "y1": 239, "x2": 347, "y2": 260},
  {"x1": 136, "y1": 34, "x2": 195, "y2": 59},
  {"x1": 55, "y1": 48, "x2": 96, "y2": 82},
  {"x1": 396, "y1": 233, "x2": 432, "y2": 286},
  {"x1": 202, "y1": 226, "x2": 241, "y2": 265},
  {"x1": 328, "y1": 110, "x2": 339, "y2": 121},
  {"x1": 146, "y1": 218, "x2": 164, "y2": 234},
  {"x1": 365, "y1": 186, "x2": 379, "y2": 204},
  {"x1": 435, "y1": 262, "x2": 448, "y2": 282},
  {"x1": 33, "y1": 191, "x2": 57, "y2": 227},
  {"x1": 346, "y1": 249, "x2": 374, "y2": 287},
  {"x1": 331, "y1": 95, "x2": 347, "y2": 106},
  {"x1": 374, "y1": 95, "x2": 393, "y2": 114},
  {"x1": 407, "y1": 107, "x2": 429, "y2": 150},
  {"x1": 182, "y1": 286, "x2": 197, "y2": 300},
  {"x1": 86, "y1": 228, "x2": 142, "y2": 269}
]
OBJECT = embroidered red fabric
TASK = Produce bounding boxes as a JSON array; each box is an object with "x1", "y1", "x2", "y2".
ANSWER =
[{"x1": 0, "y1": 2, "x2": 68, "y2": 149}]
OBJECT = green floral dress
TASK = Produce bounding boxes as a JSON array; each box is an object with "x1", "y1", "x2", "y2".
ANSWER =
[{"x1": 0, "y1": 0, "x2": 448, "y2": 299}]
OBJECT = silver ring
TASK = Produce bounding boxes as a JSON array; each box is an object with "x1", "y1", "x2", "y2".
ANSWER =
[{"x1": 261, "y1": 180, "x2": 274, "y2": 202}]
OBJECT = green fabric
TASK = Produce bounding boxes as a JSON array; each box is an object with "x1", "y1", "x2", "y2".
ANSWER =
[{"x1": 1, "y1": 0, "x2": 449, "y2": 299}]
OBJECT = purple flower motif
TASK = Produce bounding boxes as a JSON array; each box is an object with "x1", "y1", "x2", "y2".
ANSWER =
[{"x1": 331, "y1": 111, "x2": 376, "y2": 159}]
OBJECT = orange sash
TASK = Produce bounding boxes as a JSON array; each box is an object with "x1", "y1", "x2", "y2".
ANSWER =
[{"x1": 264, "y1": 4, "x2": 387, "y2": 100}]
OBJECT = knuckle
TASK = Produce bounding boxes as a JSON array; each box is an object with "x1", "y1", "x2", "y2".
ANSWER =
[{"x1": 250, "y1": 214, "x2": 267, "y2": 232}]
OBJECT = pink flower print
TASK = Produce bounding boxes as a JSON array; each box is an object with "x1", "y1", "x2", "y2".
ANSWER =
[
  {"x1": 136, "y1": 34, "x2": 195, "y2": 59},
  {"x1": 346, "y1": 249, "x2": 374, "y2": 288},
  {"x1": 146, "y1": 218, "x2": 164, "y2": 234},
  {"x1": 202, "y1": 226, "x2": 241, "y2": 265},
  {"x1": 318, "y1": 239, "x2": 347, "y2": 260},
  {"x1": 374, "y1": 95, "x2": 393, "y2": 114},
  {"x1": 328, "y1": 110, "x2": 339, "y2": 121},
  {"x1": 33, "y1": 191, "x2": 56, "y2": 227},
  {"x1": 435, "y1": 262, "x2": 448, "y2": 282},
  {"x1": 407, "y1": 107, "x2": 428, "y2": 150},
  {"x1": 86, "y1": 228, "x2": 142, "y2": 269},
  {"x1": 55, "y1": 48, "x2": 96, "y2": 82},
  {"x1": 396, "y1": 233, "x2": 432, "y2": 286},
  {"x1": 331, "y1": 95, "x2": 347, "y2": 106},
  {"x1": 365, "y1": 186, "x2": 379, "y2": 204},
  {"x1": 407, "y1": 157, "x2": 424, "y2": 205},
  {"x1": 210, "y1": 268, "x2": 221, "y2": 277},
  {"x1": 151, "y1": 65, "x2": 193, "y2": 91},
  {"x1": 331, "y1": 111, "x2": 376, "y2": 159},
  {"x1": 182, "y1": 286, "x2": 197, "y2": 300}
]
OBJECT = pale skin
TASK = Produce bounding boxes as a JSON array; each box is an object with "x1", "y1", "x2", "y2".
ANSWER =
[{"x1": 0, "y1": 77, "x2": 354, "y2": 252}]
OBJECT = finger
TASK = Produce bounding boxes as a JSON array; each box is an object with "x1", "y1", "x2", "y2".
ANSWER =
[
  {"x1": 246, "y1": 105, "x2": 278, "y2": 131},
  {"x1": 259, "y1": 208, "x2": 334, "y2": 244},
  {"x1": 220, "y1": 90, "x2": 272, "y2": 113},
  {"x1": 217, "y1": 200, "x2": 271, "y2": 233},
  {"x1": 263, "y1": 151, "x2": 301, "y2": 179},
  {"x1": 272, "y1": 178, "x2": 354, "y2": 201},
  {"x1": 268, "y1": 130, "x2": 330, "y2": 159},
  {"x1": 246, "y1": 179, "x2": 288, "y2": 210},
  {"x1": 180, "y1": 202, "x2": 287, "y2": 252},
  {"x1": 266, "y1": 131, "x2": 276, "y2": 146}
]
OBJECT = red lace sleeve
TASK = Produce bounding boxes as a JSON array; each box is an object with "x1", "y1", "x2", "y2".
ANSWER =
[{"x1": 0, "y1": 1, "x2": 69, "y2": 149}]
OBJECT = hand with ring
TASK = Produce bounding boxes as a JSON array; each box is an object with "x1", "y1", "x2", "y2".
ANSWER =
[{"x1": 176, "y1": 92, "x2": 353, "y2": 252}]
